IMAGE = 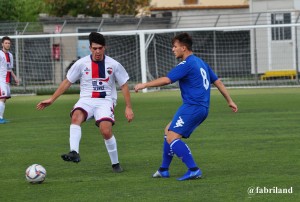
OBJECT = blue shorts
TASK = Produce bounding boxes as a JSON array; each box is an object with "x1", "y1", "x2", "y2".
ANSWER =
[{"x1": 169, "y1": 104, "x2": 208, "y2": 138}]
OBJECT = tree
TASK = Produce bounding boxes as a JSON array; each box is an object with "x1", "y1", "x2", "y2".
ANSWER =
[
  {"x1": 44, "y1": 0, "x2": 150, "y2": 17},
  {"x1": 0, "y1": 0, "x2": 150, "y2": 21},
  {"x1": 15, "y1": 0, "x2": 46, "y2": 22},
  {"x1": 91, "y1": 0, "x2": 150, "y2": 16},
  {"x1": 0, "y1": 0, "x2": 45, "y2": 22},
  {"x1": 43, "y1": 0, "x2": 90, "y2": 17},
  {"x1": 0, "y1": 0, "x2": 17, "y2": 21}
]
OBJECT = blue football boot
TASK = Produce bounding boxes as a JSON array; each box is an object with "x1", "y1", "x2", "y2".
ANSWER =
[
  {"x1": 0, "y1": 118, "x2": 8, "y2": 124},
  {"x1": 177, "y1": 169, "x2": 202, "y2": 181},
  {"x1": 152, "y1": 170, "x2": 170, "y2": 178}
]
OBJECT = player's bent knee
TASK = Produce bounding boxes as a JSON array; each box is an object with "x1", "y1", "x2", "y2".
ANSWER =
[
  {"x1": 166, "y1": 131, "x2": 182, "y2": 144},
  {"x1": 99, "y1": 123, "x2": 113, "y2": 138},
  {"x1": 71, "y1": 112, "x2": 86, "y2": 124},
  {"x1": 100, "y1": 128, "x2": 112, "y2": 136},
  {"x1": 100, "y1": 130, "x2": 113, "y2": 140},
  {"x1": 164, "y1": 122, "x2": 171, "y2": 135}
]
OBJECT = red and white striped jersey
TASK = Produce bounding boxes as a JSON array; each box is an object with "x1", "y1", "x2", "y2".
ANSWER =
[
  {"x1": 0, "y1": 50, "x2": 13, "y2": 84},
  {"x1": 66, "y1": 55, "x2": 129, "y2": 104}
]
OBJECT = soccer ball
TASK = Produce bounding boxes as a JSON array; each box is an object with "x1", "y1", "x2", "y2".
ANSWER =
[{"x1": 25, "y1": 164, "x2": 46, "y2": 184}]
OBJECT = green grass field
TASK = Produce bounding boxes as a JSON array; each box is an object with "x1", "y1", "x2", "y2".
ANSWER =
[{"x1": 0, "y1": 88, "x2": 299, "y2": 202}]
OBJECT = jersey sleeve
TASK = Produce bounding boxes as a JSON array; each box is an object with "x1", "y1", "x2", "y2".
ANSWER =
[
  {"x1": 205, "y1": 62, "x2": 218, "y2": 83},
  {"x1": 0, "y1": 55, "x2": 5, "y2": 69},
  {"x1": 114, "y1": 63, "x2": 129, "y2": 86},
  {"x1": 8, "y1": 53, "x2": 13, "y2": 70},
  {"x1": 66, "y1": 60, "x2": 82, "y2": 83},
  {"x1": 167, "y1": 62, "x2": 190, "y2": 83}
]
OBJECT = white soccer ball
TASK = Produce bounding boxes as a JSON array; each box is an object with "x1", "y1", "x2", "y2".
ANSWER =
[{"x1": 25, "y1": 164, "x2": 46, "y2": 184}]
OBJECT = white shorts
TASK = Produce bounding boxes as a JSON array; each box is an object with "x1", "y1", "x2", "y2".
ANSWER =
[
  {"x1": 0, "y1": 82, "x2": 11, "y2": 99},
  {"x1": 71, "y1": 98, "x2": 115, "y2": 126}
]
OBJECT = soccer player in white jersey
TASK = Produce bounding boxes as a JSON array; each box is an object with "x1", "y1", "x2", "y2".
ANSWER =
[
  {"x1": 0, "y1": 36, "x2": 19, "y2": 124},
  {"x1": 135, "y1": 33, "x2": 238, "y2": 180},
  {"x1": 37, "y1": 32, "x2": 134, "y2": 173}
]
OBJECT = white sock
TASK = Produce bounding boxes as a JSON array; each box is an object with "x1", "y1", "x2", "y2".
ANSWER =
[
  {"x1": 105, "y1": 135, "x2": 119, "y2": 165},
  {"x1": 0, "y1": 101, "x2": 5, "y2": 119},
  {"x1": 69, "y1": 124, "x2": 81, "y2": 153}
]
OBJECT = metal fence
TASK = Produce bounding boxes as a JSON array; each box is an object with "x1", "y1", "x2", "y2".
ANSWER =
[{"x1": 1, "y1": 11, "x2": 300, "y2": 94}]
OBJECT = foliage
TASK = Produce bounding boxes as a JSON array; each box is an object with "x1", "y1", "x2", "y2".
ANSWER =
[
  {"x1": 89, "y1": 0, "x2": 150, "y2": 17},
  {"x1": 0, "y1": 0, "x2": 150, "y2": 21},
  {"x1": 44, "y1": 0, "x2": 150, "y2": 17},
  {"x1": 15, "y1": 0, "x2": 46, "y2": 22},
  {"x1": 43, "y1": 0, "x2": 90, "y2": 17},
  {"x1": 0, "y1": 0, "x2": 17, "y2": 21},
  {"x1": 0, "y1": 0, "x2": 45, "y2": 22}
]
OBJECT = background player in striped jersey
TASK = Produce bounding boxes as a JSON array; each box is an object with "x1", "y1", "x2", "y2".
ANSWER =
[
  {"x1": 0, "y1": 36, "x2": 19, "y2": 124},
  {"x1": 134, "y1": 33, "x2": 238, "y2": 180},
  {"x1": 37, "y1": 32, "x2": 134, "y2": 173}
]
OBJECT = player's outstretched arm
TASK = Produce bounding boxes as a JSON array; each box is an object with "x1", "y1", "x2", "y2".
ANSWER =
[
  {"x1": 120, "y1": 82, "x2": 134, "y2": 122},
  {"x1": 134, "y1": 77, "x2": 171, "y2": 92},
  {"x1": 10, "y1": 71, "x2": 20, "y2": 85},
  {"x1": 36, "y1": 79, "x2": 72, "y2": 110},
  {"x1": 213, "y1": 79, "x2": 238, "y2": 113}
]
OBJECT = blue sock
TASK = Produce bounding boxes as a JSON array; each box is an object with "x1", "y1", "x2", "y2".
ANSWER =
[
  {"x1": 160, "y1": 136, "x2": 173, "y2": 169},
  {"x1": 170, "y1": 139, "x2": 198, "y2": 169}
]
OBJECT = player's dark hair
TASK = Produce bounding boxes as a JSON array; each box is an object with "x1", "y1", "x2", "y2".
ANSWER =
[
  {"x1": 2, "y1": 36, "x2": 11, "y2": 43},
  {"x1": 172, "y1": 33, "x2": 192, "y2": 51},
  {"x1": 89, "y1": 32, "x2": 105, "y2": 46}
]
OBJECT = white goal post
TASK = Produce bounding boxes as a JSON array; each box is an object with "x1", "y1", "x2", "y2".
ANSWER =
[{"x1": 4, "y1": 23, "x2": 300, "y2": 94}]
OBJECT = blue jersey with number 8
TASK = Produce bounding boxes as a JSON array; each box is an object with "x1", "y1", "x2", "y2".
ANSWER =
[{"x1": 167, "y1": 54, "x2": 218, "y2": 107}]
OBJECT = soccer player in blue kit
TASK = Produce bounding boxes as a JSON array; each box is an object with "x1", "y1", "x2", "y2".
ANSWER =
[{"x1": 134, "y1": 33, "x2": 238, "y2": 181}]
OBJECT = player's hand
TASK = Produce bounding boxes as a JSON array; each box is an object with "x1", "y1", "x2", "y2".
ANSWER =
[
  {"x1": 15, "y1": 78, "x2": 20, "y2": 86},
  {"x1": 36, "y1": 99, "x2": 53, "y2": 110},
  {"x1": 229, "y1": 101, "x2": 238, "y2": 113},
  {"x1": 134, "y1": 83, "x2": 146, "y2": 92},
  {"x1": 125, "y1": 106, "x2": 134, "y2": 122}
]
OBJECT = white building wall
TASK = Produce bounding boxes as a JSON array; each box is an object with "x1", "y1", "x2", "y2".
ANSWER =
[
  {"x1": 252, "y1": 0, "x2": 294, "y2": 11},
  {"x1": 251, "y1": 0, "x2": 298, "y2": 73},
  {"x1": 295, "y1": 0, "x2": 300, "y2": 9},
  {"x1": 150, "y1": 0, "x2": 248, "y2": 7},
  {"x1": 167, "y1": 8, "x2": 249, "y2": 28}
]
